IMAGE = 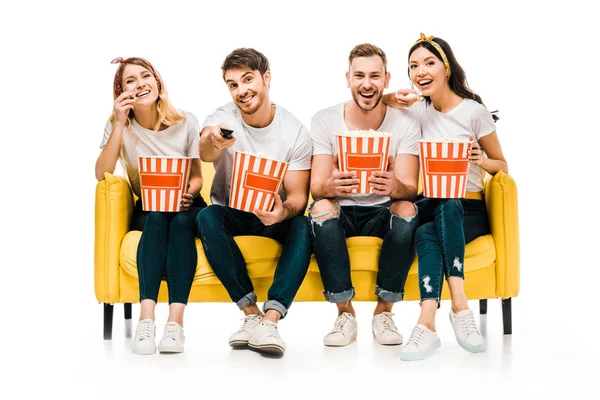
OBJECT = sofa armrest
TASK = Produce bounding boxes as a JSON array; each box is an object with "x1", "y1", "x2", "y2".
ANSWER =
[
  {"x1": 94, "y1": 173, "x2": 134, "y2": 303},
  {"x1": 484, "y1": 170, "x2": 520, "y2": 299}
]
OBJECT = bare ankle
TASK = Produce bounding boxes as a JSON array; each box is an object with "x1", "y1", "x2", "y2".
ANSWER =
[
  {"x1": 242, "y1": 304, "x2": 263, "y2": 316},
  {"x1": 337, "y1": 301, "x2": 355, "y2": 317},
  {"x1": 374, "y1": 300, "x2": 393, "y2": 315}
]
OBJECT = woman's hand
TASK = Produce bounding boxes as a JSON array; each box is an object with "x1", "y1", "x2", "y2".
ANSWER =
[
  {"x1": 114, "y1": 91, "x2": 136, "y2": 125},
  {"x1": 180, "y1": 193, "x2": 194, "y2": 211},
  {"x1": 468, "y1": 141, "x2": 484, "y2": 166}
]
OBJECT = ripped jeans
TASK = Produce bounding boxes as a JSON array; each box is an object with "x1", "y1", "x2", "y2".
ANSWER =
[
  {"x1": 309, "y1": 202, "x2": 418, "y2": 303},
  {"x1": 414, "y1": 197, "x2": 490, "y2": 303}
]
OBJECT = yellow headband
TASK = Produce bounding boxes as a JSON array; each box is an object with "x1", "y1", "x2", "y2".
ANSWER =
[{"x1": 415, "y1": 33, "x2": 451, "y2": 79}]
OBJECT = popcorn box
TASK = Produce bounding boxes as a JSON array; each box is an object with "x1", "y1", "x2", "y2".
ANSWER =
[
  {"x1": 229, "y1": 151, "x2": 289, "y2": 212},
  {"x1": 419, "y1": 139, "x2": 473, "y2": 198},
  {"x1": 138, "y1": 156, "x2": 193, "y2": 212},
  {"x1": 336, "y1": 130, "x2": 392, "y2": 194}
]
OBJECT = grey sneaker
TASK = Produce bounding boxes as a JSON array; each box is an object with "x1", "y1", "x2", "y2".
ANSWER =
[
  {"x1": 449, "y1": 309, "x2": 485, "y2": 353},
  {"x1": 372, "y1": 312, "x2": 403, "y2": 345},
  {"x1": 323, "y1": 312, "x2": 358, "y2": 347},
  {"x1": 248, "y1": 320, "x2": 287, "y2": 355},
  {"x1": 158, "y1": 322, "x2": 185, "y2": 353},
  {"x1": 228, "y1": 314, "x2": 262, "y2": 347},
  {"x1": 131, "y1": 319, "x2": 156, "y2": 355}
]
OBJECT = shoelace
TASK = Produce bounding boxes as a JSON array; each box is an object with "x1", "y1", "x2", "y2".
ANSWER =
[
  {"x1": 331, "y1": 314, "x2": 350, "y2": 333},
  {"x1": 261, "y1": 322, "x2": 280, "y2": 338},
  {"x1": 379, "y1": 313, "x2": 397, "y2": 332},
  {"x1": 406, "y1": 326, "x2": 427, "y2": 347},
  {"x1": 459, "y1": 312, "x2": 479, "y2": 336},
  {"x1": 163, "y1": 323, "x2": 180, "y2": 341},
  {"x1": 241, "y1": 315, "x2": 261, "y2": 331},
  {"x1": 138, "y1": 321, "x2": 154, "y2": 341}
]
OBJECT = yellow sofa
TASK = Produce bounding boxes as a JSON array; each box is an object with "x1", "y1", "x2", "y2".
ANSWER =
[{"x1": 95, "y1": 163, "x2": 519, "y2": 339}]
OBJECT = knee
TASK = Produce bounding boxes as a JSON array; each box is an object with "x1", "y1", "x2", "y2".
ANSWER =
[
  {"x1": 415, "y1": 222, "x2": 437, "y2": 245},
  {"x1": 289, "y1": 216, "x2": 310, "y2": 233},
  {"x1": 171, "y1": 211, "x2": 195, "y2": 231},
  {"x1": 197, "y1": 205, "x2": 226, "y2": 233},
  {"x1": 390, "y1": 201, "x2": 417, "y2": 218},
  {"x1": 309, "y1": 199, "x2": 340, "y2": 221},
  {"x1": 439, "y1": 199, "x2": 463, "y2": 215},
  {"x1": 145, "y1": 212, "x2": 168, "y2": 227}
]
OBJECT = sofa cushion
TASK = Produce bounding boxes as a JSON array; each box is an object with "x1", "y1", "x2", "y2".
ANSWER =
[{"x1": 120, "y1": 231, "x2": 495, "y2": 282}]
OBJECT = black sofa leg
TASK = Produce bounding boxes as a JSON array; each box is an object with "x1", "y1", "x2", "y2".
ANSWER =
[
  {"x1": 104, "y1": 303, "x2": 114, "y2": 340},
  {"x1": 502, "y1": 298, "x2": 512, "y2": 335},
  {"x1": 124, "y1": 303, "x2": 132, "y2": 320},
  {"x1": 479, "y1": 299, "x2": 488, "y2": 315}
]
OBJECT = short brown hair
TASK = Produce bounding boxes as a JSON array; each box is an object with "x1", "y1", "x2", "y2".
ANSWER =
[
  {"x1": 348, "y1": 43, "x2": 387, "y2": 71},
  {"x1": 221, "y1": 48, "x2": 270, "y2": 81}
]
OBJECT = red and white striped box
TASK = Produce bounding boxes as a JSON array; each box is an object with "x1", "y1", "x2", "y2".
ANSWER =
[
  {"x1": 336, "y1": 130, "x2": 392, "y2": 194},
  {"x1": 419, "y1": 139, "x2": 473, "y2": 198},
  {"x1": 138, "y1": 156, "x2": 193, "y2": 212},
  {"x1": 229, "y1": 151, "x2": 289, "y2": 212}
]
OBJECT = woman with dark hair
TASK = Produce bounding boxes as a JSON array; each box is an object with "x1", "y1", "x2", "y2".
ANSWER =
[
  {"x1": 383, "y1": 34, "x2": 508, "y2": 361},
  {"x1": 96, "y1": 57, "x2": 206, "y2": 355}
]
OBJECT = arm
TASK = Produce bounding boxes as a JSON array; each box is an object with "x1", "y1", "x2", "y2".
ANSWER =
[
  {"x1": 199, "y1": 125, "x2": 235, "y2": 162},
  {"x1": 310, "y1": 154, "x2": 359, "y2": 199},
  {"x1": 472, "y1": 131, "x2": 508, "y2": 175},
  {"x1": 382, "y1": 89, "x2": 419, "y2": 108},
  {"x1": 95, "y1": 91, "x2": 137, "y2": 181},
  {"x1": 369, "y1": 154, "x2": 419, "y2": 201},
  {"x1": 254, "y1": 170, "x2": 310, "y2": 226},
  {"x1": 95, "y1": 122, "x2": 125, "y2": 181}
]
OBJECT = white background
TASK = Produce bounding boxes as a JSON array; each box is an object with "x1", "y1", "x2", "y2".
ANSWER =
[{"x1": 1, "y1": 0, "x2": 598, "y2": 398}]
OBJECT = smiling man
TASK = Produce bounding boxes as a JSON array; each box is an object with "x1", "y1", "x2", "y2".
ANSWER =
[
  {"x1": 309, "y1": 44, "x2": 421, "y2": 347},
  {"x1": 196, "y1": 48, "x2": 312, "y2": 356}
]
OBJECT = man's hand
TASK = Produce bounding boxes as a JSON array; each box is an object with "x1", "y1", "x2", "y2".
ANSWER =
[
  {"x1": 369, "y1": 170, "x2": 398, "y2": 196},
  {"x1": 369, "y1": 158, "x2": 398, "y2": 196},
  {"x1": 207, "y1": 124, "x2": 236, "y2": 150},
  {"x1": 325, "y1": 154, "x2": 359, "y2": 196},
  {"x1": 254, "y1": 194, "x2": 286, "y2": 226}
]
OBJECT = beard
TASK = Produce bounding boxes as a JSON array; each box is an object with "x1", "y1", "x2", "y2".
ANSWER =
[
  {"x1": 237, "y1": 89, "x2": 266, "y2": 115},
  {"x1": 351, "y1": 88, "x2": 383, "y2": 112}
]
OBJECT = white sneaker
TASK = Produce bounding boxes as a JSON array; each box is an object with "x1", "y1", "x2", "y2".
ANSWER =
[
  {"x1": 131, "y1": 319, "x2": 156, "y2": 355},
  {"x1": 158, "y1": 322, "x2": 185, "y2": 353},
  {"x1": 323, "y1": 312, "x2": 358, "y2": 347},
  {"x1": 372, "y1": 312, "x2": 403, "y2": 345},
  {"x1": 449, "y1": 309, "x2": 485, "y2": 353},
  {"x1": 228, "y1": 314, "x2": 262, "y2": 347},
  {"x1": 248, "y1": 320, "x2": 287, "y2": 355},
  {"x1": 400, "y1": 324, "x2": 441, "y2": 361}
]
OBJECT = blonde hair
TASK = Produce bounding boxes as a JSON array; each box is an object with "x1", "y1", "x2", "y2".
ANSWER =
[{"x1": 109, "y1": 57, "x2": 184, "y2": 131}]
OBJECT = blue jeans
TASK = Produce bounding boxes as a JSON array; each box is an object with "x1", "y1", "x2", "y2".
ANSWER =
[
  {"x1": 132, "y1": 196, "x2": 207, "y2": 304},
  {"x1": 196, "y1": 205, "x2": 312, "y2": 318},
  {"x1": 309, "y1": 202, "x2": 418, "y2": 303},
  {"x1": 414, "y1": 197, "x2": 490, "y2": 302}
]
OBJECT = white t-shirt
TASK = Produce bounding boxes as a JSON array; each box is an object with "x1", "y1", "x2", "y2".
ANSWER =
[
  {"x1": 100, "y1": 112, "x2": 200, "y2": 198},
  {"x1": 201, "y1": 102, "x2": 312, "y2": 206},
  {"x1": 410, "y1": 99, "x2": 496, "y2": 191},
  {"x1": 310, "y1": 102, "x2": 420, "y2": 206}
]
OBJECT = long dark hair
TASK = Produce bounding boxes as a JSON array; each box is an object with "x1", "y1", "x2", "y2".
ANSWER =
[{"x1": 408, "y1": 37, "x2": 500, "y2": 121}]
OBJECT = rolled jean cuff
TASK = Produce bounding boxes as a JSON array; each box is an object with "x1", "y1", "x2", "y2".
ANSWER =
[
  {"x1": 375, "y1": 286, "x2": 404, "y2": 303},
  {"x1": 236, "y1": 292, "x2": 257, "y2": 310},
  {"x1": 263, "y1": 300, "x2": 288, "y2": 319},
  {"x1": 323, "y1": 287, "x2": 355, "y2": 304}
]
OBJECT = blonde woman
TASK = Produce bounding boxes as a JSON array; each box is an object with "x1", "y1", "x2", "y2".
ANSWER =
[{"x1": 95, "y1": 57, "x2": 206, "y2": 355}]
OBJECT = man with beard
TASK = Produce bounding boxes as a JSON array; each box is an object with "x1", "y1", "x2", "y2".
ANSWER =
[
  {"x1": 309, "y1": 44, "x2": 420, "y2": 347},
  {"x1": 197, "y1": 48, "x2": 312, "y2": 356}
]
